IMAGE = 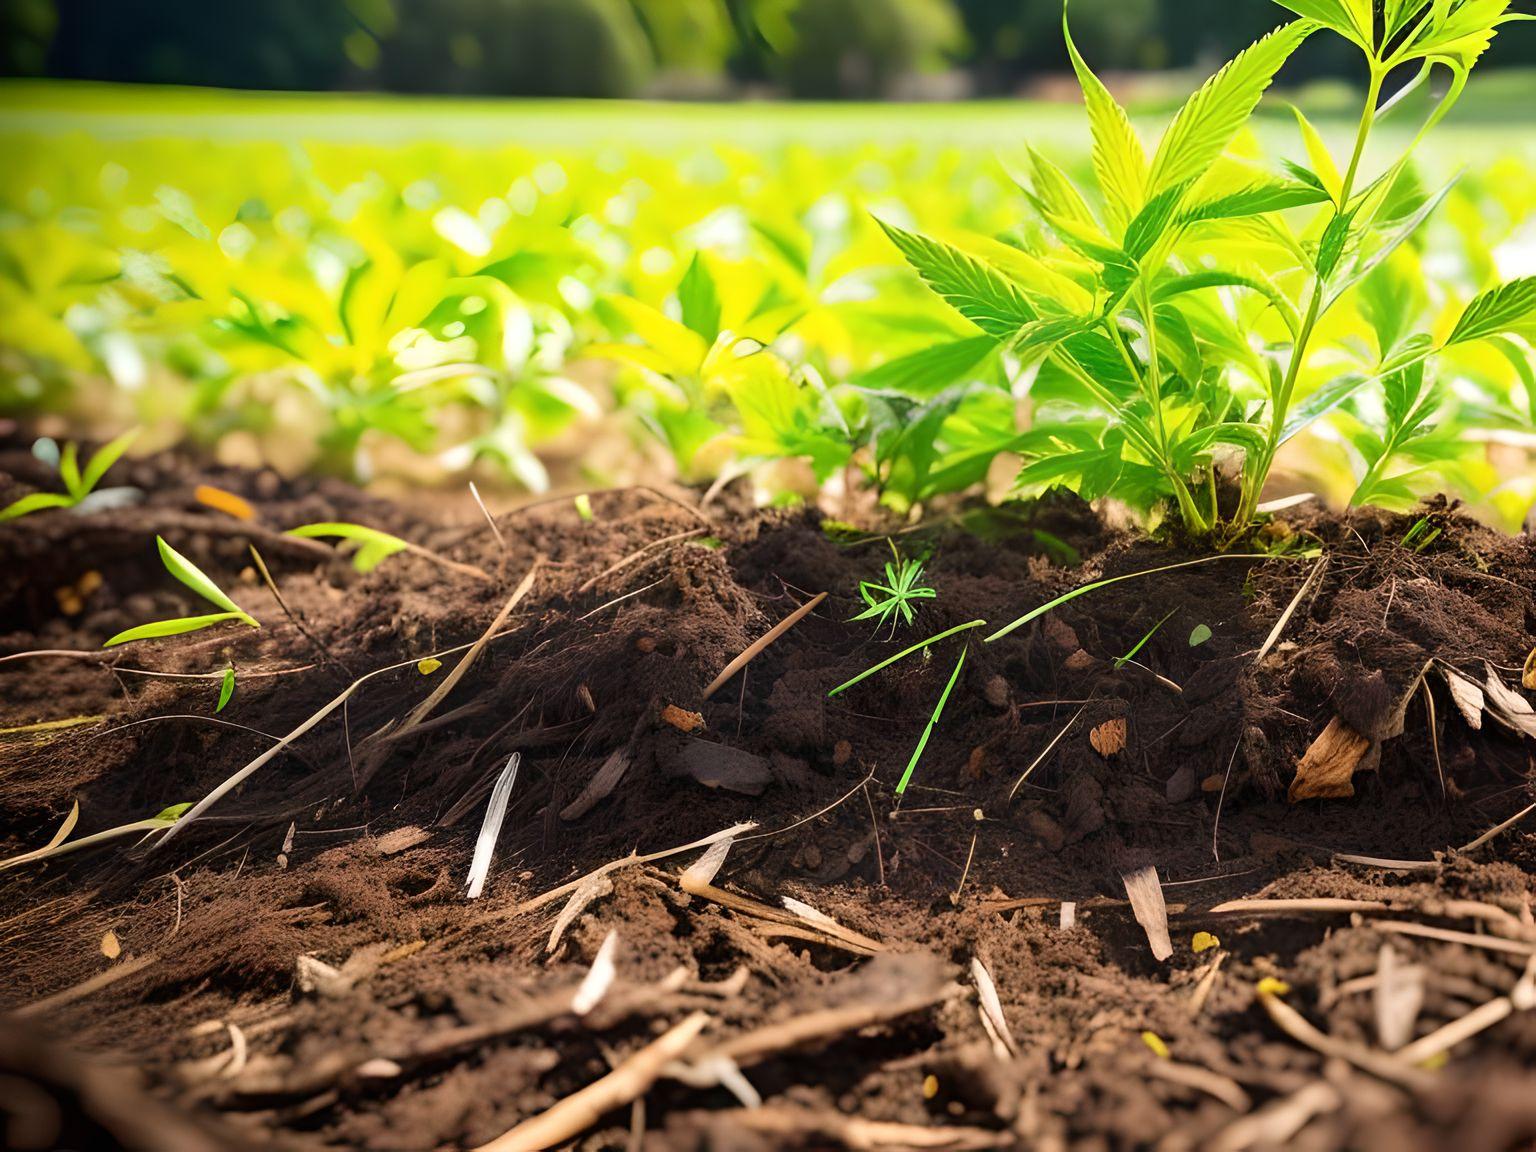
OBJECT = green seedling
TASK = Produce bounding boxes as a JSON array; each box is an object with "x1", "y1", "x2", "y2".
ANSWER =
[
  {"x1": 103, "y1": 537, "x2": 259, "y2": 648},
  {"x1": 216, "y1": 667, "x2": 236, "y2": 712},
  {"x1": 574, "y1": 494, "x2": 595, "y2": 522},
  {"x1": 828, "y1": 620, "x2": 988, "y2": 698},
  {"x1": 897, "y1": 645, "x2": 968, "y2": 796},
  {"x1": 1114, "y1": 608, "x2": 1176, "y2": 670},
  {"x1": 882, "y1": 0, "x2": 1536, "y2": 538},
  {"x1": 287, "y1": 522, "x2": 491, "y2": 581},
  {"x1": 850, "y1": 542, "x2": 937, "y2": 636},
  {"x1": 1401, "y1": 516, "x2": 1442, "y2": 551},
  {"x1": 0, "y1": 800, "x2": 192, "y2": 872},
  {"x1": 0, "y1": 429, "x2": 139, "y2": 521}
]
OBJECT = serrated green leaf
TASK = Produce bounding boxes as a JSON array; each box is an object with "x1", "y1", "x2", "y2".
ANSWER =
[
  {"x1": 1272, "y1": 0, "x2": 1369, "y2": 46},
  {"x1": 1181, "y1": 180, "x2": 1332, "y2": 224},
  {"x1": 103, "y1": 611, "x2": 250, "y2": 649},
  {"x1": 875, "y1": 219, "x2": 1036, "y2": 340},
  {"x1": 1447, "y1": 277, "x2": 1536, "y2": 345},
  {"x1": 855, "y1": 335, "x2": 999, "y2": 398},
  {"x1": 216, "y1": 667, "x2": 235, "y2": 713},
  {"x1": 1064, "y1": 3, "x2": 1147, "y2": 229},
  {"x1": 1148, "y1": 22, "x2": 1316, "y2": 198}
]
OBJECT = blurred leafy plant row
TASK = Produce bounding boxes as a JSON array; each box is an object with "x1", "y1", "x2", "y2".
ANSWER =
[
  {"x1": 2, "y1": 30, "x2": 1536, "y2": 528},
  {"x1": 8, "y1": 0, "x2": 1536, "y2": 99}
]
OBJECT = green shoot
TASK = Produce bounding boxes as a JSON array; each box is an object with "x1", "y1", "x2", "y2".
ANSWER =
[
  {"x1": 985, "y1": 555, "x2": 1276, "y2": 643},
  {"x1": 287, "y1": 522, "x2": 491, "y2": 581},
  {"x1": 574, "y1": 494, "x2": 595, "y2": 522},
  {"x1": 1401, "y1": 517, "x2": 1442, "y2": 552},
  {"x1": 849, "y1": 542, "x2": 936, "y2": 637},
  {"x1": 1188, "y1": 623, "x2": 1213, "y2": 647},
  {"x1": 216, "y1": 667, "x2": 236, "y2": 712},
  {"x1": 827, "y1": 620, "x2": 988, "y2": 698},
  {"x1": 0, "y1": 801, "x2": 192, "y2": 872},
  {"x1": 0, "y1": 429, "x2": 139, "y2": 521},
  {"x1": 103, "y1": 537, "x2": 259, "y2": 648},
  {"x1": 1113, "y1": 609, "x2": 1176, "y2": 670},
  {"x1": 897, "y1": 645, "x2": 968, "y2": 795}
]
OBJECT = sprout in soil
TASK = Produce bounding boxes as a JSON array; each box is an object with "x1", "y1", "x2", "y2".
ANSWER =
[
  {"x1": 103, "y1": 536, "x2": 260, "y2": 648},
  {"x1": 0, "y1": 429, "x2": 139, "y2": 521},
  {"x1": 287, "y1": 521, "x2": 490, "y2": 581},
  {"x1": 850, "y1": 541, "x2": 937, "y2": 638}
]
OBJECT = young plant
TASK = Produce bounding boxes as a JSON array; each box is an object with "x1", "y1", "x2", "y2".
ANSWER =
[
  {"x1": 881, "y1": 0, "x2": 1536, "y2": 539},
  {"x1": 850, "y1": 541, "x2": 937, "y2": 636},
  {"x1": 286, "y1": 521, "x2": 491, "y2": 581},
  {"x1": 0, "y1": 429, "x2": 139, "y2": 521},
  {"x1": 104, "y1": 536, "x2": 259, "y2": 647}
]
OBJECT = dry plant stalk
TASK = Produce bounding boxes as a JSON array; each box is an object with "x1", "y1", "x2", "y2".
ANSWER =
[
  {"x1": 703, "y1": 591, "x2": 826, "y2": 699},
  {"x1": 472, "y1": 1011, "x2": 711, "y2": 1152}
]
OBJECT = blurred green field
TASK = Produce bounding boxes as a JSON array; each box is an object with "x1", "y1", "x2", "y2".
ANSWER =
[{"x1": 2, "y1": 78, "x2": 1535, "y2": 523}]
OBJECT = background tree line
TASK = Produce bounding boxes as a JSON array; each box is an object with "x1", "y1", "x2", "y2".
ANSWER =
[{"x1": 3, "y1": 0, "x2": 1532, "y2": 98}]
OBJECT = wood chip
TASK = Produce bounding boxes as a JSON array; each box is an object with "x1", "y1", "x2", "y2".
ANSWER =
[
  {"x1": 1288, "y1": 716, "x2": 1371, "y2": 802},
  {"x1": 1089, "y1": 717, "x2": 1127, "y2": 757},
  {"x1": 1442, "y1": 666, "x2": 1485, "y2": 729},
  {"x1": 660, "y1": 704, "x2": 706, "y2": 733},
  {"x1": 1372, "y1": 943, "x2": 1424, "y2": 1052},
  {"x1": 1122, "y1": 865, "x2": 1173, "y2": 961},
  {"x1": 100, "y1": 929, "x2": 121, "y2": 960},
  {"x1": 375, "y1": 826, "x2": 431, "y2": 855}
]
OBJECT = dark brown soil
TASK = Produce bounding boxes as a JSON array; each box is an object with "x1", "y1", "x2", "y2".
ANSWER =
[{"x1": 3, "y1": 434, "x2": 1536, "y2": 1152}]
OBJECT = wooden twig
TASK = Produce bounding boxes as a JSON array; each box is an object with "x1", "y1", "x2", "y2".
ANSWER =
[
  {"x1": 354, "y1": 560, "x2": 542, "y2": 786},
  {"x1": 1254, "y1": 555, "x2": 1326, "y2": 665},
  {"x1": 687, "y1": 1107, "x2": 1006, "y2": 1149},
  {"x1": 1255, "y1": 983, "x2": 1432, "y2": 1091},
  {"x1": 703, "y1": 592, "x2": 826, "y2": 700},
  {"x1": 577, "y1": 528, "x2": 706, "y2": 594},
  {"x1": 472, "y1": 1011, "x2": 711, "y2": 1152},
  {"x1": 14, "y1": 952, "x2": 160, "y2": 1018}
]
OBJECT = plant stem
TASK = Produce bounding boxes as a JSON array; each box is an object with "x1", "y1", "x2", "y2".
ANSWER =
[{"x1": 1236, "y1": 64, "x2": 1384, "y2": 533}]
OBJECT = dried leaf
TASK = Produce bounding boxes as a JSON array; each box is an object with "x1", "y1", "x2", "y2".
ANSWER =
[
  {"x1": 547, "y1": 875, "x2": 613, "y2": 953},
  {"x1": 1483, "y1": 663, "x2": 1536, "y2": 740},
  {"x1": 660, "y1": 704, "x2": 706, "y2": 733},
  {"x1": 1524, "y1": 648, "x2": 1536, "y2": 691},
  {"x1": 1122, "y1": 865, "x2": 1173, "y2": 961},
  {"x1": 1288, "y1": 716, "x2": 1371, "y2": 802},
  {"x1": 466, "y1": 752, "x2": 520, "y2": 899},
  {"x1": 971, "y1": 956, "x2": 1019, "y2": 1058},
  {"x1": 1443, "y1": 667, "x2": 1485, "y2": 730},
  {"x1": 45, "y1": 800, "x2": 80, "y2": 852},
  {"x1": 1372, "y1": 943, "x2": 1424, "y2": 1052},
  {"x1": 100, "y1": 929, "x2": 121, "y2": 960},
  {"x1": 1089, "y1": 717, "x2": 1127, "y2": 757}
]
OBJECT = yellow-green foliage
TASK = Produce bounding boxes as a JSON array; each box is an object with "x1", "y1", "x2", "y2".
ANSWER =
[{"x1": 1, "y1": 55, "x2": 1534, "y2": 527}]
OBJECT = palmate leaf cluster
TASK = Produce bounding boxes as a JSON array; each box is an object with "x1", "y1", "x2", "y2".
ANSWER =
[{"x1": 881, "y1": 0, "x2": 1536, "y2": 536}]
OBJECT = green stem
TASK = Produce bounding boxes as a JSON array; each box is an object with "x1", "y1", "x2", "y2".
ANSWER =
[{"x1": 1236, "y1": 64, "x2": 1384, "y2": 533}]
